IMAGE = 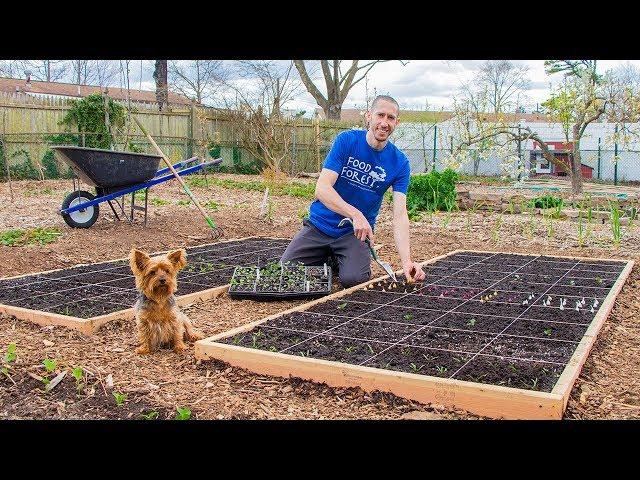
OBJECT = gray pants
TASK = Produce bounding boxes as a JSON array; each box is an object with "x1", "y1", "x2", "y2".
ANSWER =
[{"x1": 280, "y1": 219, "x2": 371, "y2": 288}]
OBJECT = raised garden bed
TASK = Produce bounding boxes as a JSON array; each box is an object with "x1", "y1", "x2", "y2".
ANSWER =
[
  {"x1": 0, "y1": 237, "x2": 290, "y2": 334},
  {"x1": 228, "y1": 261, "x2": 332, "y2": 300},
  {"x1": 195, "y1": 249, "x2": 634, "y2": 419}
]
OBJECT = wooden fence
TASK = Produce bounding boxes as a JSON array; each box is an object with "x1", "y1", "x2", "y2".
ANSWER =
[{"x1": 0, "y1": 92, "x2": 352, "y2": 179}]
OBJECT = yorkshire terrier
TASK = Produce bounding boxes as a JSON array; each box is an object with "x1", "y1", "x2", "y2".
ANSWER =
[{"x1": 129, "y1": 248, "x2": 204, "y2": 354}]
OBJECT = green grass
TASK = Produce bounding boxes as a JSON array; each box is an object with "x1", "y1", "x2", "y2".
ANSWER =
[
  {"x1": 458, "y1": 174, "x2": 511, "y2": 185},
  {"x1": 23, "y1": 187, "x2": 54, "y2": 197},
  {"x1": 187, "y1": 175, "x2": 315, "y2": 200},
  {"x1": 150, "y1": 197, "x2": 170, "y2": 206},
  {"x1": 203, "y1": 200, "x2": 220, "y2": 211},
  {"x1": 0, "y1": 227, "x2": 62, "y2": 246},
  {"x1": 176, "y1": 199, "x2": 191, "y2": 206}
]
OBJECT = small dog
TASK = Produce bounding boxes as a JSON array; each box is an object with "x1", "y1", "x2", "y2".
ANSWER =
[{"x1": 129, "y1": 248, "x2": 204, "y2": 354}]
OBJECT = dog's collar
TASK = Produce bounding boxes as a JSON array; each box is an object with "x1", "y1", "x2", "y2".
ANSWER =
[{"x1": 137, "y1": 292, "x2": 176, "y2": 308}]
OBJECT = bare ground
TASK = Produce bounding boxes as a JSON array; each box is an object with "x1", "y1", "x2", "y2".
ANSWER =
[{"x1": 1, "y1": 175, "x2": 639, "y2": 420}]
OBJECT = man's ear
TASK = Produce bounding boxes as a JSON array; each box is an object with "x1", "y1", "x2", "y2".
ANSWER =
[
  {"x1": 167, "y1": 249, "x2": 187, "y2": 270},
  {"x1": 130, "y1": 249, "x2": 151, "y2": 275}
]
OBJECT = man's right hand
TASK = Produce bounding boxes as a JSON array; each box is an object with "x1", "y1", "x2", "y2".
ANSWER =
[{"x1": 351, "y1": 211, "x2": 374, "y2": 243}]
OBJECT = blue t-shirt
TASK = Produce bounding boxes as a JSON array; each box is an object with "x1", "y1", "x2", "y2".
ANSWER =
[{"x1": 309, "y1": 129, "x2": 410, "y2": 238}]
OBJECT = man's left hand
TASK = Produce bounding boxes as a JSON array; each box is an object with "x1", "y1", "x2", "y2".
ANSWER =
[{"x1": 403, "y1": 261, "x2": 425, "y2": 283}]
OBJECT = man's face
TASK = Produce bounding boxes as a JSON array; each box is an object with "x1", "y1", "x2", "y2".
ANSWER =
[{"x1": 366, "y1": 100, "x2": 399, "y2": 143}]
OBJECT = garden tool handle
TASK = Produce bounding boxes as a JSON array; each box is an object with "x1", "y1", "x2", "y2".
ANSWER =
[{"x1": 338, "y1": 217, "x2": 378, "y2": 259}]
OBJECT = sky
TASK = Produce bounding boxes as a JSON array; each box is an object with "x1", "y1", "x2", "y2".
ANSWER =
[{"x1": 7, "y1": 60, "x2": 639, "y2": 116}]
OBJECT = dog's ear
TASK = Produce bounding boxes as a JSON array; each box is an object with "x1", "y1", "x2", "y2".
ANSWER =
[
  {"x1": 130, "y1": 249, "x2": 151, "y2": 275},
  {"x1": 167, "y1": 249, "x2": 187, "y2": 270}
]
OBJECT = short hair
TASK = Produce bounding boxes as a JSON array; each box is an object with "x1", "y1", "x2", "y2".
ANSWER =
[{"x1": 370, "y1": 95, "x2": 400, "y2": 115}]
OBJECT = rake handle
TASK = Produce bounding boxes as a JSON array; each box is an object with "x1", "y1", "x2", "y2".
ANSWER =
[{"x1": 132, "y1": 116, "x2": 216, "y2": 230}]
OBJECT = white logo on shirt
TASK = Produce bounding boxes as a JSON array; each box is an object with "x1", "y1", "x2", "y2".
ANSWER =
[{"x1": 340, "y1": 157, "x2": 386, "y2": 190}]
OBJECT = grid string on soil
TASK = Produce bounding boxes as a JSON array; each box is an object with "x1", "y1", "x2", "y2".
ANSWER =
[
  {"x1": 448, "y1": 259, "x2": 581, "y2": 379},
  {"x1": 279, "y1": 253, "x2": 499, "y2": 355},
  {"x1": 221, "y1": 250, "x2": 629, "y2": 394}
]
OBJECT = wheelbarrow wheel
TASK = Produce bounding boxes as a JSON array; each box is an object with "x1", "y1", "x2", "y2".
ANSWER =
[{"x1": 61, "y1": 190, "x2": 100, "y2": 228}]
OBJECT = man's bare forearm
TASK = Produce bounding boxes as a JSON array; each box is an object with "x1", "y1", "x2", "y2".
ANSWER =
[
  {"x1": 393, "y1": 211, "x2": 411, "y2": 265},
  {"x1": 316, "y1": 181, "x2": 361, "y2": 219}
]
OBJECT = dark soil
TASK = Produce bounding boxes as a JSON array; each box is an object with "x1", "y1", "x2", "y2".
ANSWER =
[
  {"x1": 0, "y1": 237, "x2": 287, "y2": 317},
  {"x1": 1, "y1": 371, "x2": 175, "y2": 420},
  {"x1": 221, "y1": 251, "x2": 628, "y2": 394}
]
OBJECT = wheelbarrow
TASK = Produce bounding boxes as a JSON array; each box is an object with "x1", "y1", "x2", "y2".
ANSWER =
[{"x1": 52, "y1": 146, "x2": 222, "y2": 228}]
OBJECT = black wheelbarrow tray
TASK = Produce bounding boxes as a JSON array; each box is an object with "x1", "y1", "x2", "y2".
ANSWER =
[{"x1": 51, "y1": 146, "x2": 222, "y2": 228}]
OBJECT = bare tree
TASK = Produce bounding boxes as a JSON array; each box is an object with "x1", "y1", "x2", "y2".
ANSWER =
[
  {"x1": 168, "y1": 60, "x2": 228, "y2": 105},
  {"x1": 153, "y1": 60, "x2": 169, "y2": 111},
  {"x1": 234, "y1": 60, "x2": 305, "y2": 117},
  {"x1": 449, "y1": 60, "x2": 636, "y2": 194},
  {"x1": 294, "y1": 60, "x2": 404, "y2": 121},
  {"x1": 460, "y1": 60, "x2": 531, "y2": 114},
  {"x1": 19, "y1": 60, "x2": 68, "y2": 82}
]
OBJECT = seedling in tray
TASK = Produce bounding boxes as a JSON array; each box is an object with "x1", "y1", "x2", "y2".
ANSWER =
[{"x1": 228, "y1": 260, "x2": 332, "y2": 299}]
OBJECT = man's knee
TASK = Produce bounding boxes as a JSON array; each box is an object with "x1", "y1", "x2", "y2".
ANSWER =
[{"x1": 339, "y1": 269, "x2": 371, "y2": 288}]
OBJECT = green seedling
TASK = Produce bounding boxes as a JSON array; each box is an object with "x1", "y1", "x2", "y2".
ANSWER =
[
  {"x1": 268, "y1": 346, "x2": 278, "y2": 352},
  {"x1": 337, "y1": 302, "x2": 347, "y2": 310},
  {"x1": 345, "y1": 345, "x2": 357, "y2": 353},
  {"x1": 531, "y1": 378, "x2": 539, "y2": 389},
  {"x1": 72, "y1": 366, "x2": 84, "y2": 391},
  {"x1": 175, "y1": 407, "x2": 191, "y2": 420},
  {"x1": 466, "y1": 318, "x2": 476, "y2": 327},
  {"x1": 140, "y1": 411, "x2": 159, "y2": 420},
  {"x1": 299, "y1": 350, "x2": 311, "y2": 357},
  {"x1": 595, "y1": 276, "x2": 603, "y2": 285},
  {"x1": 436, "y1": 366, "x2": 447, "y2": 375},
  {"x1": 400, "y1": 347, "x2": 411, "y2": 356},
  {"x1": 610, "y1": 200, "x2": 622, "y2": 247},
  {"x1": 403, "y1": 313, "x2": 414, "y2": 321},
  {"x1": 176, "y1": 199, "x2": 191, "y2": 206},
  {"x1": 113, "y1": 392, "x2": 127, "y2": 406},
  {"x1": 543, "y1": 328, "x2": 552, "y2": 336},
  {"x1": 4, "y1": 343, "x2": 16, "y2": 364},
  {"x1": 409, "y1": 363, "x2": 424, "y2": 373},
  {"x1": 508, "y1": 364, "x2": 518, "y2": 372},
  {"x1": 366, "y1": 344, "x2": 375, "y2": 355},
  {"x1": 43, "y1": 358, "x2": 57, "y2": 373}
]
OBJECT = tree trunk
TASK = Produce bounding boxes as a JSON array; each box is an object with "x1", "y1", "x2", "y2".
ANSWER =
[
  {"x1": 325, "y1": 104, "x2": 342, "y2": 121},
  {"x1": 571, "y1": 125, "x2": 583, "y2": 194},
  {"x1": 154, "y1": 60, "x2": 168, "y2": 111}
]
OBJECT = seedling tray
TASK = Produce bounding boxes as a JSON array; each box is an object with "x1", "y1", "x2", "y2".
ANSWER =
[
  {"x1": 196, "y1": 249, "x2": 634, "y2": 419},
  {"x1": 228, "y1": 263, "x2": 333, "y2": 300}
]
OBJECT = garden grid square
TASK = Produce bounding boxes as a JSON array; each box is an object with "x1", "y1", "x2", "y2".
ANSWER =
[
  {"x1": 0, "y1": 238, "x2": 290, "y2": 319},
  {"x1": 222, "y1": 250, "x2": 628, "y2": 393}
]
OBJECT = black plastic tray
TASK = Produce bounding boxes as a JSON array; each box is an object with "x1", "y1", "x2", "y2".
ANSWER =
[{"x1": 228, "y1": 264, "x2": 332, "y2": 300}]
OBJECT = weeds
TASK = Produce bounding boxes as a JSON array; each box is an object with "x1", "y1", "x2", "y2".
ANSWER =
[
  {"x1": 150, "y1": 197, "x2": 169, "y2": 206},
  {"x1": 0, "y1": 227, "x2": 62, "y2": 246},
  {"x1": 491, "y1": 214, "x2": 503, "y2": 244},
  {"x1": 140, "y1": 410, "x2": 159, "y2": 420},
  {"x1": 113, "y1": 392, "x2": 127, "y2": 406},
  {"x1": 71, "y1": 366, "x2": 84, "y2": 392},
  {"x1": 175, "y1": 407, "x2": 191, "y2": 420},
  {"x1": 610, "y1": 200, "x2": 622, "y2": 247}
]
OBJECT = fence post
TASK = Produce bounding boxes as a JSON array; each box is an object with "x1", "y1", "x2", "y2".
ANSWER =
[
  {"x1": 432, "y1": 124, "x2": 437, "y2": 172},
  {"x1": 597, "y1": 137, "x2": 601, "y2": 179},
  {"x1": 187, "y1": 103, "x2": 195, "y2": 159},
  {"x1": 614, "y1": 125, "x2": 618, "y2": 186}
]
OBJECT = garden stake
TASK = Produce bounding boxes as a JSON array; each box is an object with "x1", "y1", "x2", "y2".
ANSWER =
[{"x1": 131, "y1": 115, "x2": 221, "y2": 237}]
